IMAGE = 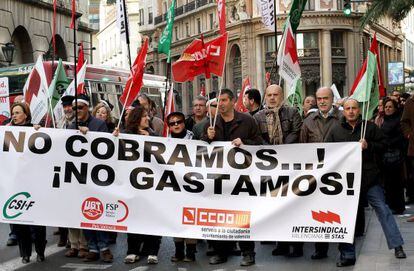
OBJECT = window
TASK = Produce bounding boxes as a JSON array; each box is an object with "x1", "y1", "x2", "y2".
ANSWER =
[
  {"x1": 175, "y1": 26, "x2": 178, "y2": 41},
  {"x1": 331, "y1": 31, "x2": 344, "y2": 48},
  {"x1": 186, "y1": 22, "x2": 190, "y2": 37},
  {"x1": 148, "y1": 7, "x2": 153, "y2": 24},
  {"x1": 209, "y1": 13, "x2": 214, "y2": 30},
  {"x1": 265, "y1": 35, "x2": 282, "y2": 52},
  {"x1": 304, "y1": 0, "x2": 315, "y2": 11},
  {"x1": 139, "y1": 9, "x2": 144, "y2": 25},
  {"x1": 197, "y1": 18, "x2": 201, "y2": 34},
  {"x1": 296, "y1": 32, "x2": 319, "y2": 49}
]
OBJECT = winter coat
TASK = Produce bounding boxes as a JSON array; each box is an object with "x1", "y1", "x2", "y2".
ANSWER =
[
  {"x1": 300, "y1": 107, "x2": 342, "y2": 143},
  {"x1": 326, "y1": 117, "x2": 386, "y2": 193},
  {"x1": 400, "y1": 97, "x2": 414, "y2": 156}
]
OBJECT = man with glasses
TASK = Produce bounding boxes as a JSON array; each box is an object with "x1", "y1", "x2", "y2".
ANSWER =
[
  {"x1": 185, "y1": 96, "x2": 207, "y2": 131},
  {"x1": 68, "y1": 94, "x2": 112, "y2": 263}
]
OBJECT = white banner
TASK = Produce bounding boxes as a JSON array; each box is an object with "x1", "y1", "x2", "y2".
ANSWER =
[
  {"x1": 257, "y1": 0, "x2": 276, "y2": 31},
  {"x1": 116, "y1": 0, "x2": 129, "y2": 42},
  {"x1": 0, "y1": 126, "x2": 361, "y2": 243},
  {"x1": 0, "y1": 77, "x2": 10, "y2": 124}
]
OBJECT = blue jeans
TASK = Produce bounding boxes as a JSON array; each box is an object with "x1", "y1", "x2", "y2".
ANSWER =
[
  {"x1": 83, "y1": 230, "x2": 110, "y2": 253},
  {"x1": 339, "y1": 185, "x2": 404, "y2": 260}
]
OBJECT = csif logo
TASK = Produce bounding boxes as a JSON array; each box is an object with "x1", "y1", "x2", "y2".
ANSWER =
[
  {"x1": 3, "y1": 192, "x2": 35, "y2": 219},
  {"x1": 81, "y1": 197, "x2": 104, "y2": 220}
]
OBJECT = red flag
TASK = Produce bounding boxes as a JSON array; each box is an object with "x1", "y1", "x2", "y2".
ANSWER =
[
  {"x1": 172, "y1": 32, "x2": 228, "y2": 82},
  {"x1": 70, "y1": 0, "x2": 76, "y2": 29},
  {"x1": 265, "y1": 72, "x2": 271, "y2": 86},
  {"x1": 53, "y1": 0, "x2": 57, "y2": 53},
  {"x1": 200, "y1": 83, "x2": 206, "y2": 96},
  {"x1": 119, "y1": 38, "x2": 148, "y2": 107},
  {"x1": 77, "y1": 43, "x2": 85, "y2": 73},
  {"x1": 217, "y1": 0, "x2": 226, "y2": 34},
  {"x1": 350, "y1": 33, "x2": 385, "y2": 97},
  {"x1": 162, "y1": 86, "x2": 176, "y2": 137},
  {"x1": 235, "y1": 76, "x2": 250, "y2": 112}
]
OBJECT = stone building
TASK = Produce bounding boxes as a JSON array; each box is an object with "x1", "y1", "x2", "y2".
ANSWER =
[
  {"x1": 142, "y1": 0, "x2": 403, "y2": 114},
  {"x1": 0, "y1": 0, "x2": 94, "y2": 66},
  {"x1": 96, "y1": 0, "x2": 142, "y2": 68}
]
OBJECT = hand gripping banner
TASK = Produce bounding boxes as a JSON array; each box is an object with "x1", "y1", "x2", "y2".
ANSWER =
[{"x1": 0, "y1": 126, "x2": 361, "y2": 243}]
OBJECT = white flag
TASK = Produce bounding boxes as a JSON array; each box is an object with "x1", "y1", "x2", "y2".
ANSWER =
[
  {"x1": 257, "y1": 0, "x2": 275, "y2": 31},
  {"x1": 23, "y1": 55, "x2": 49, "y2": 124},
  {"x1": 116, "y1": 0, "x2": 129, "y2": 42},
  {"x1": 277, "y1": 20, "x2": 301, "y2": 88},
  {"x1": 330, "y1": 84, "x2": 342, "y2": 103}
]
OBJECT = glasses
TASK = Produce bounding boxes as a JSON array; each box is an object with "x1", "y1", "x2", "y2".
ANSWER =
[
  {"x1": 72, "y1": 105, "x2": 86, "y2": 110},
  {"x1": 168, "y1": 120, "x2": 184, "y2": 126}
]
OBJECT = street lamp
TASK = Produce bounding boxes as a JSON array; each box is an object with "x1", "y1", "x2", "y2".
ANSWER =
[{"x1": 1, "y1": 42, "x2": 15, "y2": 66}]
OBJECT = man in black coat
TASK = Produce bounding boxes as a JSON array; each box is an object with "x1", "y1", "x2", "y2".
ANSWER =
[
  {"x1": 327, "y1": 98, "x2": 406, "y2": 267},
  {"x1": 203, "y1": 88, "x2": 263, "y2": 267},
  {"x1": 68, "y1": 95, "x2": 112, "y2": 263}
]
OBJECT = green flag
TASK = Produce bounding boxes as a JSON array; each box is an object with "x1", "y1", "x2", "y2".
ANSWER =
[
  {"x1": 350, "y1": 51, "x2": 379, "y2": 120},
  {"x1": 48, "y1": 59, "x2": 70, "y2": 110},
  {"x1": 158, "y1": 0, "x2": 176, "y2": 63},
  {"x1": 287, "y1": 78, "x2": 303, "y2": 115},
  {"x1": 289, "y1": 0, "x2": 308, "y2": 33}
]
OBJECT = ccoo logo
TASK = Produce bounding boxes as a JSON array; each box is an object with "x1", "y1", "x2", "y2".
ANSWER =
[{"x1": 81, "y1": 197, "x2": 104, "y2": 220}]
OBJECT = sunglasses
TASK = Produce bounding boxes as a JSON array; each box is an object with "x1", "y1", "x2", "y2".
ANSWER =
[
  {"x1": 209, "y1": 104, "x2": 217, "y2": 108},
  {"x1": 72, "y1": 105, "x2": 86, "y2": 110},
  {"x1": 168, "y1": 120, "x2": 184, "y2": 126}
]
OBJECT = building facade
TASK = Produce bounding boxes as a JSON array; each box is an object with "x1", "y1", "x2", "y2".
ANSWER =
[
  {"x1": 142, "y1": 0, "x2": 403, "y2": 114},
  {"x1": 0, "y1": 0, "x2": 94, "y2": 66},
  {"x1": 96, "y1": 0, "x2": 142, "y2": 68}
]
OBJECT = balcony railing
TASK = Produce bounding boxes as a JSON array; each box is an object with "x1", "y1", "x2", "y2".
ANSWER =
[
  {"x1": 332, "y1": 47, "x2": 345, "y2": 57},
  {"x1": 297, "y1": 48, "x2": 320, "y2": 58},
  {"x1": 175, "y1": 6, "x2": 184, "y2": 16},
  {"x1": 154, "y1": 15, "x2": 163, "y2": 25},
  {"x1": 186, "y1": 1, "x2": 196, "y2": 12},
  {"x1": 154, "y1": 0, "x2": 215, "y2": 25}
]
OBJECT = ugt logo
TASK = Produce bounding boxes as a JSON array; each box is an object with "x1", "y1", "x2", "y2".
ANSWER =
[
  {"x1": 81, "y1": 197, "x2": 104, "y2": 220},
  {"x1": 3, "y1": 192, "x2": 35, "y2": 219}
]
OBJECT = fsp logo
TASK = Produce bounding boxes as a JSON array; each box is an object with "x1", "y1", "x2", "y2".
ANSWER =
[{"x1": 182, "y1": 207, "x2": 251, "y2": 228}]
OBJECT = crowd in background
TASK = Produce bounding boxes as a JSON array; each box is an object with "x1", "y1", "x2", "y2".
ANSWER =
[{"x1": 2, "y1": 85, "x2": 414, "y2": 267}]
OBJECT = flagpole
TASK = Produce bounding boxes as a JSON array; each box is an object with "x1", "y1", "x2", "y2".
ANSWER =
[
  {"x1": 122, "y1": 0, "x2": 132, "y2": 70},
  {"x1": 212, "y1": 33, "x2": 229, "y2": 128},
  {"x1": 116, "y1": 82, "x2": 134, "y2": 130},
  {"x1": 163, "y1": 59, "x2": 171, "y2": 121},
  {"x1": 73, "y1": 18, "x2": 78, "y2": 130}
]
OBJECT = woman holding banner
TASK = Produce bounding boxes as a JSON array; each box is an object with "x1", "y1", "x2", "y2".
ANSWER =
[
  {"x1": 8, "y1": 102, "x2": 47, "y2": 264},
  {"x1": 113, "y1": 105, "x2": 162, "y2": 264}
]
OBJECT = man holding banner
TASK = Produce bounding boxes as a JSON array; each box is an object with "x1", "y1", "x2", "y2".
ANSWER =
[
  {"x1": 203, "y1": 88, "x2": 262, "y2": 266},
  {"x1": 300, "y1": 86, "x2": 342, "y2": 260},
  {"x1": 254, "y1": 84, "x2": 303, "y2": 257},
  {"x1": 327, "y1": 98, "x2": 406, "y2": 267}
]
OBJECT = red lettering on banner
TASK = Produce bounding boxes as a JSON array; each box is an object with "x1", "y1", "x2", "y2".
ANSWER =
[
  {"x1": 182, "y1": 207, "x2": 250, "y2": 228},
  {"x1": 80, "y1": 222, "x2": 127, "y2": 231}
]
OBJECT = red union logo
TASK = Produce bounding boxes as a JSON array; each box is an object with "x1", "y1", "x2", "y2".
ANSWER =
[
  {"x1": 182, "y1": 207, "x2": 250, "y2": 228},
  {"x1": 182, "y1": 207, "x2": 196, "y2": 225},
  {"x1": 312, "y1": 210, "x2": 341, "y2": 224},
  {"x1": 82, "y1": 197, "x2": 103, "y2": 220}
]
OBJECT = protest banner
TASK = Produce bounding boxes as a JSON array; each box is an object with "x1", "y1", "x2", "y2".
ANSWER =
[
  {"x1": 0, "y1": 126, "x2": 361, "y2": 243},
  {"x1": 0, "y1": 77, "x2": 10, "y2": 124}
]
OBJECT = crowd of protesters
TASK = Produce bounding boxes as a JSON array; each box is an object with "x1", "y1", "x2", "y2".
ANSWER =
[{"x1": 2, "y1": 84, "x2": 414, "y2": 267}]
